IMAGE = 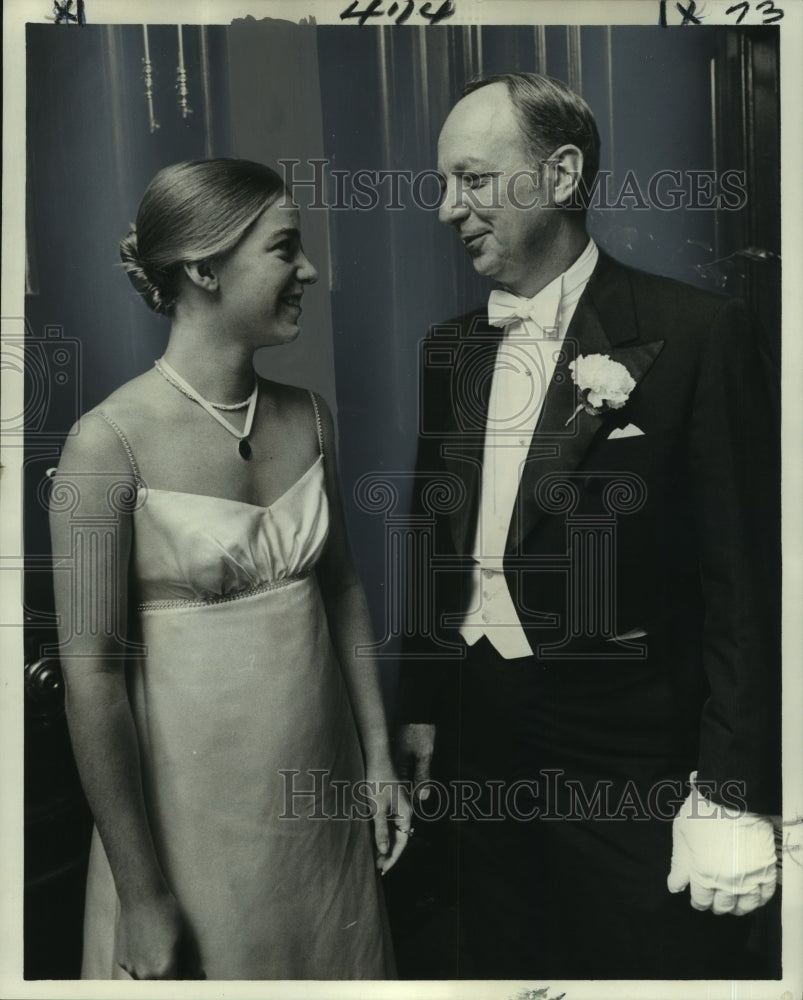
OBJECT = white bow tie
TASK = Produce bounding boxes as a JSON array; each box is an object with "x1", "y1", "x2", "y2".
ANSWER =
[{"x1": 487, "y1": 287, "x2": 562, "y2": 336}]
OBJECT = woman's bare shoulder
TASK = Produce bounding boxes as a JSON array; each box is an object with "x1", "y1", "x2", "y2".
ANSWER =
[
  {"x1": 259, "y1": 377, "x2": 335, "y2": 411},
  {"x1": 257, "y1": 376, "x2": 310, "y2": 405},
  {"x1": 256, "y1": 379, "x2": 335, "y2": 461},
  {"x1": 89, "y1": 369, "x2": 164, "y2": 424},
  {"x1": 59, "y1": 370, "x2": 161, "y2": 475},
  {"x1": 257, "y1": 377, "x2": 329, "y2": 424}
]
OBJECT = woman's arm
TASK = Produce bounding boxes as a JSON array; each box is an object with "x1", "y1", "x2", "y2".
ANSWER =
[
  {"x1": 313, "y1": 397, "x2": 412, "y2": 873},
  {"x1": 50, "y1": 414, "x2": 202, "y2": 978}
]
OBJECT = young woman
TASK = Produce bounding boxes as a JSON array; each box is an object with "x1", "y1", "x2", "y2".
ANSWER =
[{"x1": 49, "y1": 158, "x2": 409, "y2": 980}]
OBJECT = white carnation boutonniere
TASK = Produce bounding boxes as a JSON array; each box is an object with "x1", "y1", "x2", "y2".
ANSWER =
[{"x1": 566, "y1": 353, "x2": 636, "y2": 426}]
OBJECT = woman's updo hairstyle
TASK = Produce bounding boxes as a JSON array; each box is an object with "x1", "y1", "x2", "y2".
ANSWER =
[{"x1": 120, "y1": 158, "x2": 286, "y2": 316}]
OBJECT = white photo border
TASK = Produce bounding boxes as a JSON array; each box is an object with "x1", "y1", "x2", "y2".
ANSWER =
[{"x1": 2, "y1": 1, "x2": 801, "y2": 998}]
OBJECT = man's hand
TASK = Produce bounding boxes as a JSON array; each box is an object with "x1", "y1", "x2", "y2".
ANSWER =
[
  {"x1": 394, "y1": 723, "x2": 436, "y2": 802},
  {"x1": 667, "y1": 774, "x2": 777, "y2": 916}
]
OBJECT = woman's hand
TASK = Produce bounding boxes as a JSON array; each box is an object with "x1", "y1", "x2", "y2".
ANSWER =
[
  {"x1": 367, "y1": 764, "x2": 414, "y2": 876},
  {"x1": 116, "y1": 888, "x2": 205, "y2": 980}
]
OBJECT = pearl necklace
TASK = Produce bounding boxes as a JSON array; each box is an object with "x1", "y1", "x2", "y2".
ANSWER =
[
  {"x1": 154, "y1": 358, "x2": 258, "y2": 460},
  {"x1": 211, "y1": 396, "x2": 252, "y2": 411}
]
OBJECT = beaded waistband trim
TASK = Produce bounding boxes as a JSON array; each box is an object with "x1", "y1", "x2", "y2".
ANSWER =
[{"x1": 137, "y1": 569, "x2": 312, "y2": 612}]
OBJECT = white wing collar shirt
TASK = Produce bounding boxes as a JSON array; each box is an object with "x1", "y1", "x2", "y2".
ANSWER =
[{"x1": 460, "y1": 238, "x2": 599, "y2": 658}]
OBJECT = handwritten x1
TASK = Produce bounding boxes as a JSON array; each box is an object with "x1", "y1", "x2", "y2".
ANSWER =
[
  {"x1": 658, "y1": 0, "x2": 704, "y2": 24},
  {"x1": 53, "y1": 0, "x2": 86, "y2": 25}
]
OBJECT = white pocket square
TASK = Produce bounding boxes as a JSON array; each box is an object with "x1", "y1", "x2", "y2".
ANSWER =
[{"x1": 607, "y1": 423, "x2": 644, "y2": 440}]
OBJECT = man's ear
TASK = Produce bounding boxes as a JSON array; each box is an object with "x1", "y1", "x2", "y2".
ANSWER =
[
  {"x1": 183, "y1": 260, "x2": 219, "y2": 293},
  {"x1": 551, "y1": 145, "x2": 584, "y2": 208}
]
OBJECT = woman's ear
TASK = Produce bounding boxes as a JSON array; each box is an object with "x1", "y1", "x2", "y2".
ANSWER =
[
  {"x1": 183, "y1": 260, "x2": 219, "y2": 293},
  {"x1": 551, "y1": 145, "x2": 585, "y2": 208}
]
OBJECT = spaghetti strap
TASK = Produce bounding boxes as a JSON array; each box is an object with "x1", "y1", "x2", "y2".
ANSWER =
[
  {"x1": 308, "y1": 391, "x2": 325, "y2": 459},
  {"x1": 91, "y1": 410, "x2": 144, "y2": 488}
]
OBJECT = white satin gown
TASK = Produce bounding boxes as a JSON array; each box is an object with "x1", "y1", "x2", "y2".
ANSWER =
[{"x1": 80, "y1": 397, "x2": 394, "y2": 980}]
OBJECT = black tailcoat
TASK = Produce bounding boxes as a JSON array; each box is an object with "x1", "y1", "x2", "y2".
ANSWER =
[{"x1": 396, "y1": 252, "x2": 781, "y2": 952}]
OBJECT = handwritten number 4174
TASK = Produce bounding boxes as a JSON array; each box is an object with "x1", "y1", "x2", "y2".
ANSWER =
[
  {"x1": 726, "y1": 1, "x2": 784, "y2": 23},
  {"x1": 340, "y1": 0, "x2": 455, "y2": 26}
]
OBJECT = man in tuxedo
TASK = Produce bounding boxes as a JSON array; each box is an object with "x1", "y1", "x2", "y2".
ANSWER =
[{"x1": 395, "y1": 73, "x2": 780, "y2": 979}]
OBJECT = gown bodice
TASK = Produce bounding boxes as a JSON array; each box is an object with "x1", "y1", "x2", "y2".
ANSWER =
[{"x1": 131, "y1": 455, "x2": 329, "y2": 606}]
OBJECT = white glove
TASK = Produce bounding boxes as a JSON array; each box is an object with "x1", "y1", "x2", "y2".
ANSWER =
[{"x1": 667, "y1": 772, "x2": 777, "y2": 915}]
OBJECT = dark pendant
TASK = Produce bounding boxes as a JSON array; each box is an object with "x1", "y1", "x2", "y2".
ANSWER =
[{"x1": 238, "y1": 438, "x2": 252, "y2": 460}]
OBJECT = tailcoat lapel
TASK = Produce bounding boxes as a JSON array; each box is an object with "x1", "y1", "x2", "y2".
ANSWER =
[
  {"x1": 441, "y1": 254, "x2": 665, "y2": 556},
  {"x1": 506, "y1": 253, "x2": 665, "y2": 552}
]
